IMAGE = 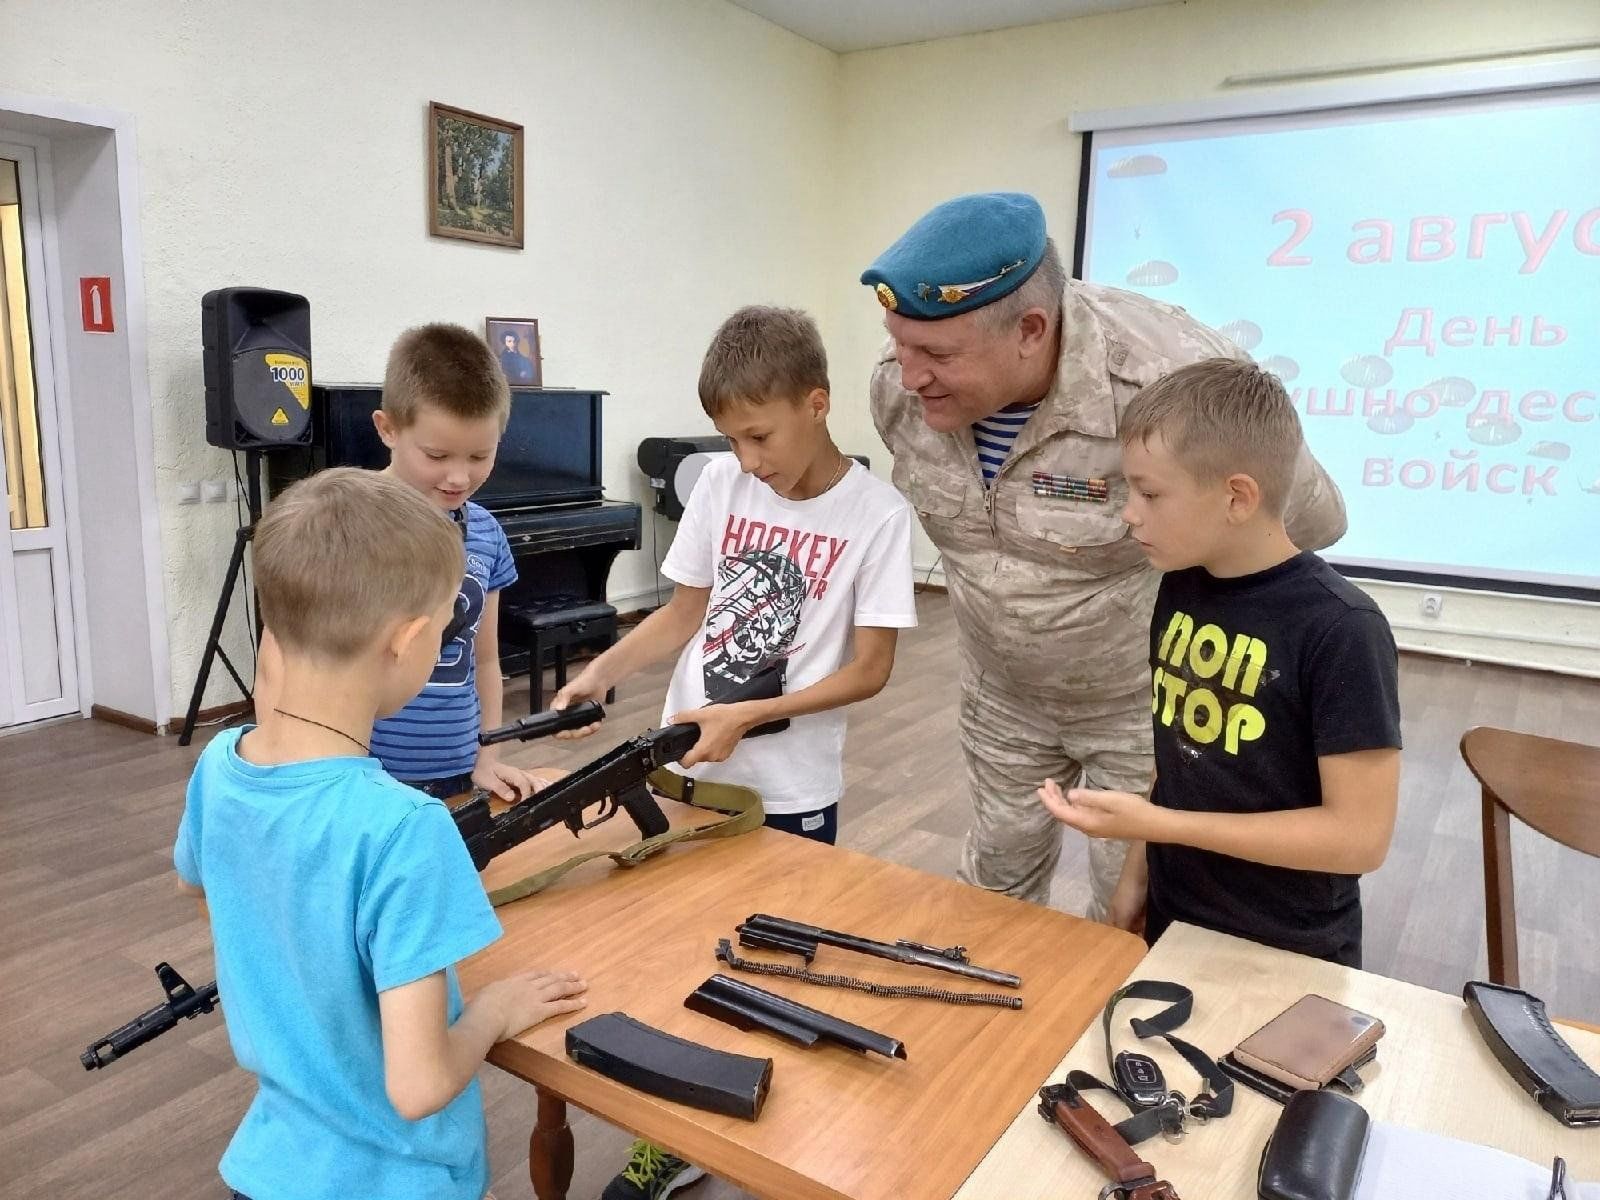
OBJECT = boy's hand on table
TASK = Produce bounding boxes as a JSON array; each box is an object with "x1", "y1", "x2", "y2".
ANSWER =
[
  {"x1": 671, "y1": 701, "x2": 759, "y2": 767},
  {"x1": 484, "y1": 969, "x2": 589, "y2": 1040},
  {"x1": 1038, "y1": 778, "x2": 1160, "y2": 841},
  {"x1": 472, "y1": 758, "x2": 535, "y2": 802},
  {"x1": 525, "y1": 767, "x2": 569, "y2": 793},
  {"x1": 549, "y1": 673, "x2": 607, "y2": 740}
]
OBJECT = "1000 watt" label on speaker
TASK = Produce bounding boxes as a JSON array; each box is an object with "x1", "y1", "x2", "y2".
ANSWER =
[{"x1": 233, "y1": 350, "x2": 312, "y2": 440}]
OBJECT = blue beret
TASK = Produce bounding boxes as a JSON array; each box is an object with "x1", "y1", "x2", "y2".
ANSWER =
[{"x1": 861, "y1": 192, "x2": 1047, "y2": 320}]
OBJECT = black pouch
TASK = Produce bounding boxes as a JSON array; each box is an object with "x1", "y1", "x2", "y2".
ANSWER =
[
  {"x1": 1257, "y1": 1089, "x2": 1370, "y2": 1200},
  {"x1": 707, "y1": 660, "x2": 789, "y2": 737}
]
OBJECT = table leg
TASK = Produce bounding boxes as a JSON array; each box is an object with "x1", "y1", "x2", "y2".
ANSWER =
[{"x1": 529, "y1": 1087, "x2": 574, "y2": 1200}]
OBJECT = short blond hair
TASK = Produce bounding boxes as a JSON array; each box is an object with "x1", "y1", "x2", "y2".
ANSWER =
[
  {"x1": 1120, "y1": 358, "x2": 1303, "y2": 515},
  {"x1": 254, "y1": 468, "x2": 464, "y2": 659},
  {"x1": 382, "y1": 323, "x2": 511, "y2": 429},
  {"x1": 698, "y1": 306, "x2": 829, "y2": 417},
  {"x1": 975, "y1": 237, "x2": 1065, "y2": 333}
]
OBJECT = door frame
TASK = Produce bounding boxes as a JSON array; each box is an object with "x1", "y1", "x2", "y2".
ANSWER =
[
  {"x1": 0, "y1": 94, "x2": 171, "y2": 728},
  {"x1": 0, "y1": 137, "x2": 86, "y2": 724}
]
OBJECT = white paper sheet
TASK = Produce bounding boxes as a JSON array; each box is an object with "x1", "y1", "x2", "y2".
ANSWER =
[{"x1": 1356, "y1": 1121, "x2": 1598, "y2": 1200}]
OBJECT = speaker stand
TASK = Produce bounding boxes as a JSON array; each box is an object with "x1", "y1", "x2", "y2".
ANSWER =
[{"x1": 177, "y1": 450, "x2": 265, "y2": 745}]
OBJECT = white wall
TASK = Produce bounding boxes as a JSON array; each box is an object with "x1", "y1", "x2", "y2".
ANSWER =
[
  {"x1": 827, "y1": 0, "x2": 1600, "y2": 676},
  {"x1": 3, "y1": 0, "x2": 1596, "y2": 720},
  {"x1": 42, "y1": 125, "x2": 164, "y2": 717},
  {"x1": 0, "y1": 0, "x2": 841, "y2": 717}
]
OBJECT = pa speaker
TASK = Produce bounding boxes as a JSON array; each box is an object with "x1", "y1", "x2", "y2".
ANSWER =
[
  {"x1": 637, "y1": 435, "x2": 729, "y2": 520},
  {"x1": 202, "y1": 287, "x2": 313, "y2": 450}
]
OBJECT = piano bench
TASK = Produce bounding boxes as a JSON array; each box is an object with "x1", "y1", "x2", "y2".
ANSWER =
[{"x1": 500, "y1": 600, "x2": 620, "y2": 713}]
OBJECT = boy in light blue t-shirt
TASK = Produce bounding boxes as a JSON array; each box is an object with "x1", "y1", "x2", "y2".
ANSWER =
[{"x1": 175, "y1": 469, "x2": 586, "y2": 1200}]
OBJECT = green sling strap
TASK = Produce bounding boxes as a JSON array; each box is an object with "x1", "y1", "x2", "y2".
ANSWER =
[{"x1": 487, "y1": 770, "x2": 765, "y2": 907}]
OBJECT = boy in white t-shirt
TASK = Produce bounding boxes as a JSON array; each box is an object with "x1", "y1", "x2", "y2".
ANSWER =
[
  {"x1": 554, "y1": 304, "x2": 917, "y2": 850},
  {"x1": 557, "y1": 304, "x2": 918, "y2": 1200}
]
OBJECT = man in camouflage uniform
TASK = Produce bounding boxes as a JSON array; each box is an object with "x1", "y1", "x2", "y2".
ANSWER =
[{"x1": 862, "y1": 193, "x2": 1346, "y2": 919}]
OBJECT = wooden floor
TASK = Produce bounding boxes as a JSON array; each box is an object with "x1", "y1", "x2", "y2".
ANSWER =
[{"x1": 2, "y1": 591, "x2": 1596, "y2": 1200}]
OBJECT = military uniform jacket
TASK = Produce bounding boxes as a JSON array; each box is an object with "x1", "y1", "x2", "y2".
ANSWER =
[{"x1": 870, "y1": 280, "x2": 1347, "y2": 695}]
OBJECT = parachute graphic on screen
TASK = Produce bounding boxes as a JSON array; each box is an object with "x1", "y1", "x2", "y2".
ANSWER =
[
  {"x1": 1425, "y1": 376, "x2": 1475, "y2": 408},
  {"x1": 1340, "y1": 355, "x2": 1393, "y2": 388},
  {"x1": 1260, "y1": 355, "x2": 1300, "y2": 381},
  {"x1": 1366, "y1": 411, "x2": 1414, "y2": 436},
  {"x1": 1126, "y1": 260, "x2": 1178, "y2": 286},
  {"x1": 1108, "y1": 154, "x2": 1167, "y2": 178},
  {"x1": 1529, "y1": 441, "x2": 1571, "y2": 461},
  {"x1": 1467, "y1": 416, "x2": 1522, "y2": 447},
  {"x1": 1218, "y1": 320, "x2": 1263, "y2": 350}
]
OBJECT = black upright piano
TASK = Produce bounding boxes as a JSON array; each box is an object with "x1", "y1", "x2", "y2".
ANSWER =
[{"x1": 267, "y1": 385, "x2": 640, "y2": 679}]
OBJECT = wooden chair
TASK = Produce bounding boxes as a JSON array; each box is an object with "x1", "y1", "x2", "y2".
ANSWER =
[{"x1": 1459, "y1": 726, "x2": 1600, "y2": 992}]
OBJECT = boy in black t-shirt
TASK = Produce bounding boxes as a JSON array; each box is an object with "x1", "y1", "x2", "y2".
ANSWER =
[{"x1": 1040, "y1": 358, "x2": 1401, "y2": 966}]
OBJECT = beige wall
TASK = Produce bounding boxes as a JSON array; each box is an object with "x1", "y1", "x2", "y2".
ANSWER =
[
  {"x1": 1, "y1": 0, "x2": 841, "y2": 716},
  {"x1": 828, "y1": 0, "x2": 1600, "y2": 674},
  {"x1": 2, "y1": 0, "x2": 1595, "y2": 718}
]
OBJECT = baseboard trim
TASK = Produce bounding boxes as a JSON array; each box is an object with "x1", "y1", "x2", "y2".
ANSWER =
[
  {"x1": 91, "y1": 704, "x2": 159, "y2": 735},
  {"x1": 1394, "y1": 643, "x2": 1600, "y2": 681},
  {"x1": 94, "y1": 701, "x2": 253, "y2": 736}
]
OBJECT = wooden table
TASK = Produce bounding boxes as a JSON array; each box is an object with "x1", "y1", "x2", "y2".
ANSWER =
[
  {"x1": 458, "y1": 799, "x2": 1146, "y2": 1200},
  {"x1": 955, "y1": 922, "x2": 1600, "y2": 1198}
]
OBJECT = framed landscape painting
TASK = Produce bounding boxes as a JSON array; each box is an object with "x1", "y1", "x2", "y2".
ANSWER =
[{"x1": 428, "y1": 102, "x2": 523, "y2": 249}]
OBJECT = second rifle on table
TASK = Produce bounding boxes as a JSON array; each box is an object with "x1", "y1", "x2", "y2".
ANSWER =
[{"x1": 735, "y1": 913, "x2": 1022, "y2": 988}]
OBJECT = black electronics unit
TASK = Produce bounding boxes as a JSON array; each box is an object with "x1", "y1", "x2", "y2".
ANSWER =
[
  {"x1": 274, "y1": 384, "x2": 605, "y2": 508},
  {"x1": 262, "y1": 383, "x2": 637, "y2": 687},
  {"x1": 201, "y1": 288, "x2": 313, "y2": 449}
]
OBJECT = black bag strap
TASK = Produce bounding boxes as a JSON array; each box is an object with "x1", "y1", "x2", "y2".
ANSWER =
[{"x1": 1066, "y1": 979, "x2": 1234, "y2": 1145}]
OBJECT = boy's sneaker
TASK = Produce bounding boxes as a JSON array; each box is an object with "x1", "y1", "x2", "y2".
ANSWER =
[{"x1": 600, "y1": 1139, "x2": 707, "y2": 1200}]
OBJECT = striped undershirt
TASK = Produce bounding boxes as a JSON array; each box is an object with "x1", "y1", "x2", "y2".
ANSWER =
[{"x1": 972, "y1": 401, "x2": 1041, "y2": 484}]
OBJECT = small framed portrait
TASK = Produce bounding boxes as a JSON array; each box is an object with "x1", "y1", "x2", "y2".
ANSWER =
[
  {"x1": 428, "y1": 102, "x2": 524, "y2": 248},
  {"x1": 486, "y1": 318, "x2": 542, "y2": 385}
]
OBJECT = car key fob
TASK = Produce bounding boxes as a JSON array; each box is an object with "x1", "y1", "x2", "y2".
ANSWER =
[{"x1": 1114, "y1": 1051, "x2": 1169, "y2": 1108}]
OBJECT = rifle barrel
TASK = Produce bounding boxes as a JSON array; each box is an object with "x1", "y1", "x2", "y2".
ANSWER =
[
  {"x1": 743, "y1": 914, "x2": 1021, "y2": 988},
  {"x1": 479, "y1": 701, "x2": 606, "y2": 745}
]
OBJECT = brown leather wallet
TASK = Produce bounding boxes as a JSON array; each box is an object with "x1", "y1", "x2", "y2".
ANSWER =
[{"x1": 1231, "y1": 995, "x2": 1384, "y2": 1092}]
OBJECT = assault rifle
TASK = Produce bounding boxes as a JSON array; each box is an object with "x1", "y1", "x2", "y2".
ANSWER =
[
  {"x1": 82, "y1": 665, "x2": 787, "y2": 1071},
  {"x1": 454, "y1": 662, "x2": 786, "y2": 869}
]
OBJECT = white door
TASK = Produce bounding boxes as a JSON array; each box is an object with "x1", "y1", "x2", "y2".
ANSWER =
[{"x1": 0, "y1": 143, "x2": 79, "y2": 726}]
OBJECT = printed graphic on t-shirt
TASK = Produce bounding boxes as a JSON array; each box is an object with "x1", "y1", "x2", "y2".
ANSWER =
[
  {"x1": 1152, "y1": 609, "x2": 1269, "y2": 757},
  {"x1": 704, "y1": 548, "x2": 805, "y2": 693},
  {"x1": 703, "y1": 513, "x2": 851, "y2": 696},
  {"x1": 434, "y1": 556, "x2": 488, "y2": 688}
]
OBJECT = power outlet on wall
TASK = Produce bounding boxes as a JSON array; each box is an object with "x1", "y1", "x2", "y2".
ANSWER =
[{"x1": 1421, "y1": 593, "x2": 1444, "y2": 618}]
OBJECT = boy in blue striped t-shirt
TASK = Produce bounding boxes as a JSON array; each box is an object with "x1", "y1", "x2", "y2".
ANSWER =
[{"x1": 366, "y1": 323, "x2": 535, "y2": 801}]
